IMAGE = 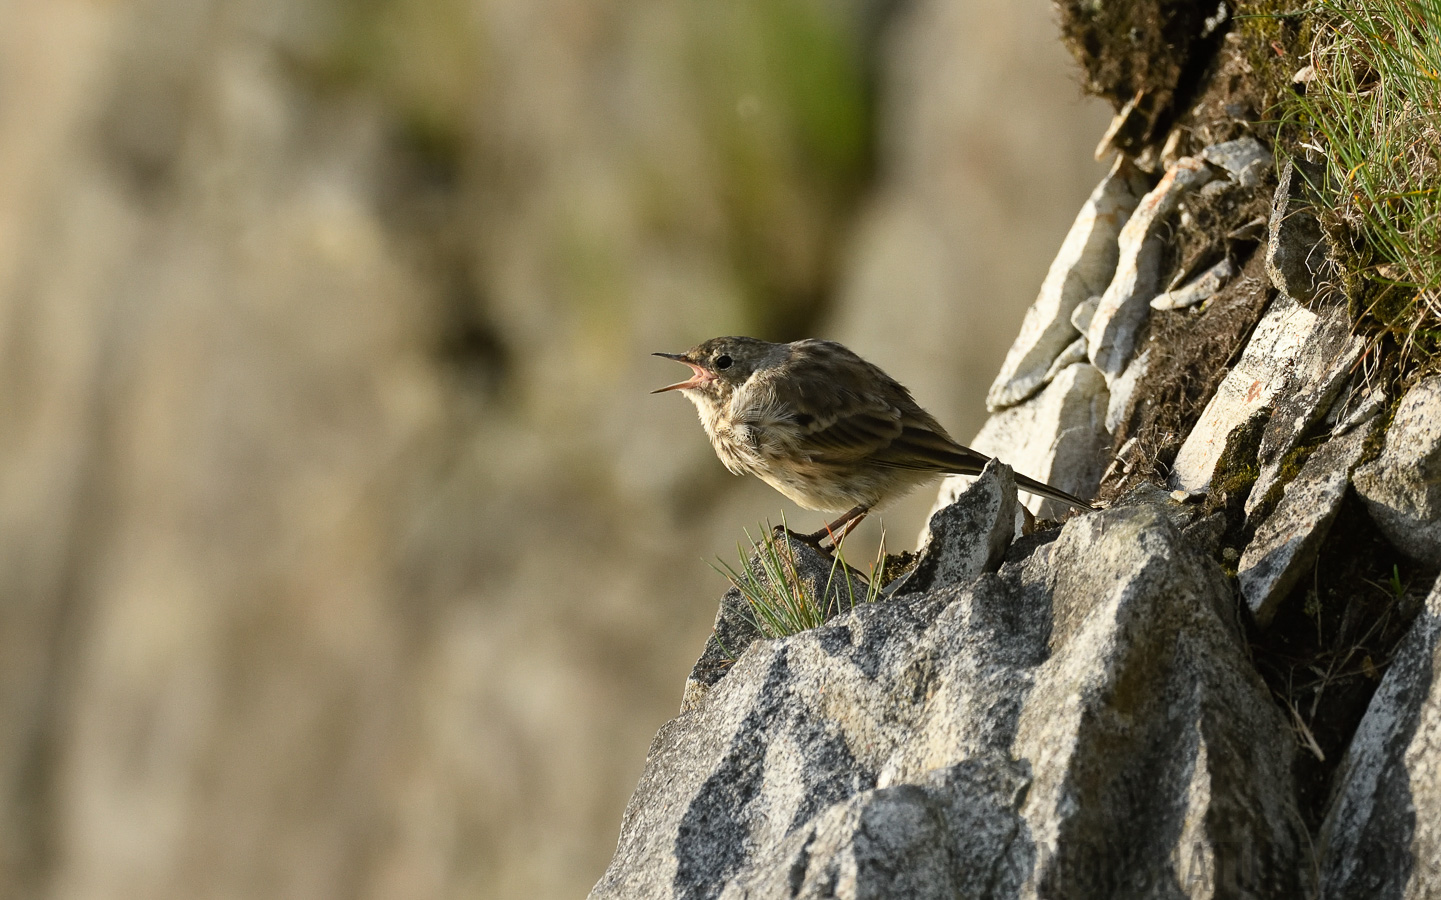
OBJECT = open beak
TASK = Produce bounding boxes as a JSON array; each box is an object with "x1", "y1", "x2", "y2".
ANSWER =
[{"x1": 651, "y1": 352, "x2": 714, "y2": 393}]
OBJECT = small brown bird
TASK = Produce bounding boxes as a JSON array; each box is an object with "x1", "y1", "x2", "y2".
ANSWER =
[{"x1": 652, "y1": 336, "x2": 1090, "y2": 546}]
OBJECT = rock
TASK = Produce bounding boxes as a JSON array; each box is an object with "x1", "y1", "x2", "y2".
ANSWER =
[
  {"x1": 1355, "y1": 376, "x2": 1441, "y2": 565},
  {"x1": 1159, "y1": 128, "x2": 1184, "y2": 171},
  {"x1": 1197, "y1": 178, "x2": 1233, "y2": 201},
  {"x1": 1040, "y1": 335, "x2": 1088, "y2": 386},
  {"x1": 945, "y1": 363, "x2": 1108, "y2": 522},
  {"x1": 1149, "y1": 257, "x2": 1237, "y2": 310},
  {"x1": 987, "y1": 159, "x2": 1150, "y2": 410},
  {"x1": 683, "y1": 533, "x2": 872, "y2": 712},
  {"x1": 1088, "y1": 157, "x2": 1215, "y2": 379},
  {"x1": 592, "y1": 502, "x2": 1309, "y2": 900},
  {"x1": 1069, "y1": 294, "x2": 1100, "y2": 333},
  {"x1": 717, "y1": 755, "x2": 1033, "y2": 900},
  {"x1": 1093, "y1": 90, "x2": 1151, "y2": 160},
  {"x1": 1332, "y1": 384, "x2": 1386, "y2": 435},
  {"x1": 1171, "y1": 294, "x2": 1320, "y2": 492},
  {"x1": 891, "y1": 459, "x2": 1017, "y2": 598},
  {"x1": 1013, "y1": 506, "x2": 1307, "y2": 897},
  {"x1": 1266, "y1": 157, "x2": 1336, "y2": 303},
  {"x1": 1319, "y1": 580, "x2": 1441, "y2": 898},
  {"x1": 1201, "y1": 136, "x2": 1272, "y2": 188},
  {"x1": 1246, "y1": 300, "x2": 1366, "y2": 516},
  {"x1": 1237, "y1": 418, "x2": 1378, "y2": 627},
  {"x1": 1105, "y1": 346, "x2": 1150, "y2": 435},
  {"x1": 1182, "y1": 510, "x2": 1228, "y2": 555}
]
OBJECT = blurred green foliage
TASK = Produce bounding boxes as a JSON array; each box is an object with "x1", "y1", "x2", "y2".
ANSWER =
[
  {"x1": 690, "y1": 0, "x2": 875, "y2": 338},
  {"x1": 319, "y1": 0, "x2": 482, "y2": 174},
  {"x1": 316, "y1": 0, "x2": 876, "y2": 344}
]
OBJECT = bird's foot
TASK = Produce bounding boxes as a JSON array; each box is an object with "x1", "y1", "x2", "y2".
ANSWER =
[{"x1": 772, "y1": 524, "x2": 833, "y2": 555}]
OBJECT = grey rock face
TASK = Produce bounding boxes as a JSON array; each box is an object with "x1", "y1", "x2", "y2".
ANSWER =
[
  {"x1": 960, "y1": 362, "x2": 1109, "y2": 521},
  {"x1": 1354, "y1": 376, "x2": 1441, "y2": 565},
  {"x1": 1201, "y1": 136, "x2": 1273, "y2": 188},
  {"x1": 1105, "y1": 345, "x2": 1151, "y2": 435},
  {"x1": 1070, "y1": 294, "x2": 1101, "y2": 333},
  {"x1": 1238, "y1": 418, "x2": 1378, "y2": 627},
  {"x1": 1149, "y1": 257, "x2": 1237, "y2": 310},
  {"x1": 987, "y1": 159, "x2": 1150, "y2": 411},
  {"x1": 1266, "y1": 157, "x2": 1336, "y2": 302},
  {"x1": 718, "y1": 755, "x2": 1033, "y2": 900},
  {"x1": 1320, "y1": 581, "x2": 1441, "y2": 898},
  {"x1": 1246, "y1": 299, "x2": 1366, "y2": 516},
  {"x1": 890, "y1": 459, "x2": 1016, "y2": 598},
  {"x1": 1088, "y1": 157, "x2": 1214, "y2": 379},
  {"x1": 591, "y1": 501, "x2": 1309, "y2": 899},
  {"x1": 1171, "y1": 293, "x2": 1320, "y2": 491},
  {"x1": 1040, "y1": 335, "x2": 1089, "y2": 387}
]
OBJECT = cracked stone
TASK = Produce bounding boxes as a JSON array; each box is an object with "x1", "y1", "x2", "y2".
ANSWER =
[
  {"x1": 592, "y1": 503, "x2": 1308, "y2": 900},
  {"x1": 1105, "y1": 346, "x2": 1151, "y2": 436},
  {"x1": 1070, "y1": 295, "x2": 1100, "y2": 334},
  {"x1": 888, "y1": 459, "x2": 1017, "y2": 598},
  {"x1": 1201, "y1": 136, "x2": 1272, "y2": 187},
  {"x1": 1150, "y1": 257, "x2": 1237, "y2": 310},
  {"x1": 944, "y1": 363, "x2": 1108, "y2": 523},
  {"x1": 987, "y1": 158, "x2": 1150, "y2": 411},
  {"x1": 1171, "y1": 294, "x2": 1320, "y2": 492},
  {"x1": 1354, "y1": 376, "x2": 1441, "y2": 565},
  {"x1": 1266, "y1": 157, "x2": 1336, "y2": 303},
  {"x1": 1238, "y1": 419, "x2": 1378, "y2": 627},
  {"x1": 1319, "y1": 581, "x2": 1441, "y2": 898},
  {"x1": 1088, "y1": 157, "x2": 1215, "y2": 380},
  {"x1": 1247, "y1": 300, "x2": 1366, "y2": 517}
]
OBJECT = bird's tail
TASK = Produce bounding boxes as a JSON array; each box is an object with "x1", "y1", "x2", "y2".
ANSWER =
[
  {"x1": 1012, "y1": 471, "x2": 1093, "y2": 511},
  {"x1": 911, "y1": 437, "x2": 1093, "y2": 510}
]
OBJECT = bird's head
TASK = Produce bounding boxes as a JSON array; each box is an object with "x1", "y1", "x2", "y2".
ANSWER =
[{"x1": 650, "y1": 336, "x2": 778, "y2": 407}]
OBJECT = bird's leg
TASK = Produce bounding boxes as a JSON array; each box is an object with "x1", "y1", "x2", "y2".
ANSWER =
[
  {"x1": 828, "y1": 508, "x2": 870, "y2": 547},
  {"x1": 800, "y1": 505, "x2": 870, "y2": 548}
]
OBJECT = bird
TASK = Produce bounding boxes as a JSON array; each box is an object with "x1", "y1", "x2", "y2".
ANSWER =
[{"x1": 651, "y1": 336, "x2": 1091, "y2": 547}]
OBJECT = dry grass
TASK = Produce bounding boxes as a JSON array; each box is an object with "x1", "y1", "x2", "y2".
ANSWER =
[{"x1": 711, "y1": 520, "x2": 887, "y2": 639}]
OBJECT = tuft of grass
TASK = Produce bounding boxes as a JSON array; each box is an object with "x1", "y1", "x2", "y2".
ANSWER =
[
  {"x1": 1363, "y1": 562, "x2": 1410, "y2": 600},
  {"x1": 1288, "y1": 0, "x2": 1441, "y2": 365},
  {"x1": 711, "y1": 518, "x2": 886, "y2": 639}
]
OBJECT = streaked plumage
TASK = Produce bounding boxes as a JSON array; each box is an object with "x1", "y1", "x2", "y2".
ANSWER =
[{"x1": 652, "y1": 336, "x2": 1089, "y2": 544}]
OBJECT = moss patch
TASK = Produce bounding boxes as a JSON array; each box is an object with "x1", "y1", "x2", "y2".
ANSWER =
[
  {"x1": 1244, "y1": 435, "x2": 1323, "y2": 531},
  {"x1": 1206, "y1": 407, "x2": 1268, "y2": 507},
  {"x1": 1199, "y1": 406, "x2": 1269, "y2": 562}
]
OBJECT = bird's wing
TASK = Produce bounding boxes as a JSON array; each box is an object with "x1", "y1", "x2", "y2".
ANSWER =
[
  {"x1": 869, "y1": 416, "x2": 992, "y2": 476},
  {"x1": 792, "y1": 402, "x2": 988, "y2": 476},
  {"x1": 757, "y1": 346, "x2": 988, "y2": 475},
  {"x1": 794, "y1": 401, "x2": 907, "y2": 465}
]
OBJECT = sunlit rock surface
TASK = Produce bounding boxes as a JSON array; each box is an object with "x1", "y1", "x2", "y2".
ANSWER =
[
  {"x1": 592, "y1": 489, "x2": 1309, "y2": 900},
  {"x1": 1354, "y1": 377, "x2": 1441, "y2": 566}
]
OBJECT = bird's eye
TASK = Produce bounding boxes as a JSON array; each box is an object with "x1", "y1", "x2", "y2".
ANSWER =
[{"x1": 715, "y1": 354, "x2": 733, "y2": 370}]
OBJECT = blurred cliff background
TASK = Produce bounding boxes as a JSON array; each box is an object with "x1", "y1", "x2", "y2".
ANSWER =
[{"x1": 0, "y1": 0, "x2": 1107, "y2": 897}]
